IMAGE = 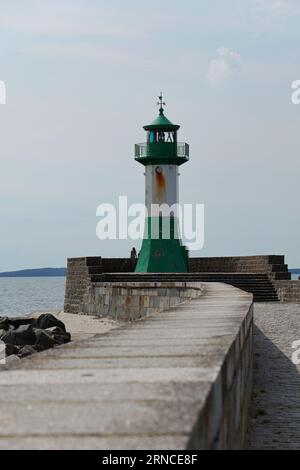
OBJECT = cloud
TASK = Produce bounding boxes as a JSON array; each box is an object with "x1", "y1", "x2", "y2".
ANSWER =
[
  {"x1": 206, "y1": 47, "x2": 241, "y2": 87},
  {"x1": 0, "y1": 0, "x2": 150, "y2": 65},
  {"x1": 0, "y1": 1, "x2": 138, "y2": 38},
  {"x1": 254, "y1": 0, "x2": 300, "y2": 16},
  {"x1": 23, "y1": 43, "x2": 153, "y2": 68}
]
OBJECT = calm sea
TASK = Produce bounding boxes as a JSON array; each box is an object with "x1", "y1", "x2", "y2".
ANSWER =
[{"x1": 0, "y1": 277, "x2": 66, "y2": 317}]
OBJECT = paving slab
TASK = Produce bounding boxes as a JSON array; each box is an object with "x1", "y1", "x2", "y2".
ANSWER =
[{"x1": 0, "y1": 382, "x2": 212, "y2": 404}]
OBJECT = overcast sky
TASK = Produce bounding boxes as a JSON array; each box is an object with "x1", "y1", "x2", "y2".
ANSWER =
[{"x1": 0, "y1": 0, "x2": 299, "y2": 271}]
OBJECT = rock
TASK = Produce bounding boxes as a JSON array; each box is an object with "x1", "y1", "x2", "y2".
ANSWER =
[
  {"x1": 45, "y1": 326, "x2": 71, "y2": 344},
  {"x1": 0, "y1": 317, "x2": 10, "y2": 331},
  {"x1": 1, "y1": 330, "x2": 17, "y2": 346},
  {"x1": 45, "y1": 326, "x2": 65, "y2": 336},
  {"x1": 0, "y1": 316, "x2": 34, "y2": 331},
  {"x1": 1, "y1": 325, "x2": 36, "y2": 347},
  {"x1": 5, "y1": 344, "x2": 19, "y2": 356},
  {"x1": 34, "y1": 329, "x2": 58, "y2": 350},
  {"x1": 0, "y1": 329, "x2": 7, "y2": 338},
  {"x1": 32, "y1": 314, "x2": 66, "y2": 333},
  {"x1": 18, "y1": 345, "x2": 37, "y2": 358},
  {"x1": 53, "y1": 332, "x2": 71, "y2": 345},
  {"x1": 0, "y1": 314, "x2": 71, "y2": 359},
  {"x1": 5, "y1": 317, "x2": 34, "y2": 329},
  {"x1": 5, "y1": 354, "x2": 21, "y2": 364},
  {"x1": 14, "y1": 325, "x2": 36, "y2": 346}
]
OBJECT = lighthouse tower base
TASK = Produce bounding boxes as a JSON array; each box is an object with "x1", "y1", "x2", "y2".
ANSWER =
[
  {"x1": 135, "y1": 238, "x2": 188, "y2": 273},
  {"x1": 135, "y1": 217, "x2": 189, "y2": 273}
]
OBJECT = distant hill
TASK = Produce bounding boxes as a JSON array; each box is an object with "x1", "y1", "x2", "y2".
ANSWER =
[
  {"x1": 290, "y1": 269, "x2": 300, "y2": 274},
  {"x1": 0, "y1": 268, "x2": 67, "y2": 277}
]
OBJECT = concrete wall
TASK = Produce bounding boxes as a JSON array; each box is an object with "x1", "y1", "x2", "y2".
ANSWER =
[
  {"x1": 188, "y1": 292, "x2": 253, "y2": 449},
  {"x1": 273, "y1": 280, "x2": 300, "y2": 302},
  {"x1": 81, "y1": 281, "x2": 204, "y2": 320}
]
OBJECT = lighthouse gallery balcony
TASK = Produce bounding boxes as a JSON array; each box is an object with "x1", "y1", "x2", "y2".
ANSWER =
[{"x1": 134, "y1": 142, "x2": 189, "y2": 166}]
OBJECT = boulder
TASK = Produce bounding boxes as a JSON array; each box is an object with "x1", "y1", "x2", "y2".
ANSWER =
[
  {"x1": 32, "y1": 314, "x2": 66, "y2": 333},
  {"x1": 18, "y1": 345, "x2": 38, "y2": 358},
  {"x1": 5, "y1": 344, "x2": 19, "y2": 356},
  {"x1": 0, "y1": 314, "x2": 71, "y2": 359}
]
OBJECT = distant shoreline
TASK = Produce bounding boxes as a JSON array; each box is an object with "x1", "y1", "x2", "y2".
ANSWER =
[
  {"x1": 0, "y1": 268, "x2": 67, "y2": 278},
  {"x1": 1, "y1": 266, "x2": 299, "y2": 278}
]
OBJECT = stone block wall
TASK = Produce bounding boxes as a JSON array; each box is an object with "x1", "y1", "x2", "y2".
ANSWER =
[
  {"x1": 189, "y1": 255, "x2": 289, "y2": 279},
  {"x1": 64, "y1": 257, "x2": 134, "y2": 313},
  {"x1": 273, "y1": 280, "x2": 300, "y2": 302},
  {"x1": 64, "y1": 254, "x2": 291, "y2": 314},
  {"x1": 64, "y1": 257, "x2": 99, "y2": 314},
  {"x1": 81, "y1": 281, "x2": 204, "y2": 321},
  {"x1": 101, "y1": 258, "x2": 134, "y2": 273}
]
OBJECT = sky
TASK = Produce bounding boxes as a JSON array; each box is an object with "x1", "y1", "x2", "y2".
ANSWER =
[{"x1": 0, "y1": 0, "x2": 300, "y2": 271}]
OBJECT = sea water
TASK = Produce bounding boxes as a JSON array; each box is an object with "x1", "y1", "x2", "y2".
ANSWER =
[{"x1": 0, "y1": 277, "x2": 66, "y2": 317}]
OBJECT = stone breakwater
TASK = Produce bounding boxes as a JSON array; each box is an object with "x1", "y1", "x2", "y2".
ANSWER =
[
  {"x1": 0, "y1": 314, "x2": 71, "y2": 359},
  {"x1": 64, "y1": 254, "x2": 292, "y2": 315}
]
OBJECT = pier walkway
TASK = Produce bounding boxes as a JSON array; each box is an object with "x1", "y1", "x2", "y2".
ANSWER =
[
  {"x1": 247, "y1": 303, "x2": 300, "y2": 449},
  {"x1": 0, "y1": 283, "x2": 252, "y2": 450}
]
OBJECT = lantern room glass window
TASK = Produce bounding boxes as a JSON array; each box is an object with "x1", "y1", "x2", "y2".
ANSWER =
[{"x1": 147, "y1": 130, "x2": 177, "y2": 144}]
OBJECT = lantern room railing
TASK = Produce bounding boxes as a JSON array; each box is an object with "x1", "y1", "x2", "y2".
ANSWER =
[{"x1": 134, "y1": 142, "x2": 189, "y2": 160}]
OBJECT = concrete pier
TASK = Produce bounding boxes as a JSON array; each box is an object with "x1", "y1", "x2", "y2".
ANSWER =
[{"x1": 0, "y1": 283, "x2": 253, "y2": 450}]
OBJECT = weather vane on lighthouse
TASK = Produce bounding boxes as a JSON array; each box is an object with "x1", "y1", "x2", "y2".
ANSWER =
[
  {"x1": 134, "y1": 94, "x2": 190, "y2": 272},
  {"x1": 157, "y1": 93, "x2": 166, "y2": 114}
]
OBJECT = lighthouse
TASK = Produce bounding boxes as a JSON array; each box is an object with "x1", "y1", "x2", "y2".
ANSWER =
[{"x1": 134, "y1": 94, "x2": 189, "y2": 273}]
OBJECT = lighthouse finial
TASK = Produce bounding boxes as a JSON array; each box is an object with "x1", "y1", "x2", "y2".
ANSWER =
[{"x1": 157, "y1": 92, "x2": 166, "y2": 115}]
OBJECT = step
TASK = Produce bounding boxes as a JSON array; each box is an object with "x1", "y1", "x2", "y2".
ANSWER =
[
  {"x1": 98, "y1": 273, "x2": 272, "y2": 279},
  {"x1": 119, "y1": 276, "x2": 271, "y2": 282},
  {"x1": 271, "y1": 264, "x2": 288, "y2": 273},
  {"x1": 273, "y1": 272, "x2": 291, "y2": 280},
  {"x1": 89, "y1": 272, "x2": 279, "y2": 302}
]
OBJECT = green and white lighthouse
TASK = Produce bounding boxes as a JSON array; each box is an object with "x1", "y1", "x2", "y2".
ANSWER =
[{"x1": 134, "y1": 94, "x2": 189, "y2": 273}]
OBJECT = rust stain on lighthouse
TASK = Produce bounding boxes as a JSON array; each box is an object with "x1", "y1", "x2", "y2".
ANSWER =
[{"x1": 155, "y1": 166, "x2": 165, "y2": 203}]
